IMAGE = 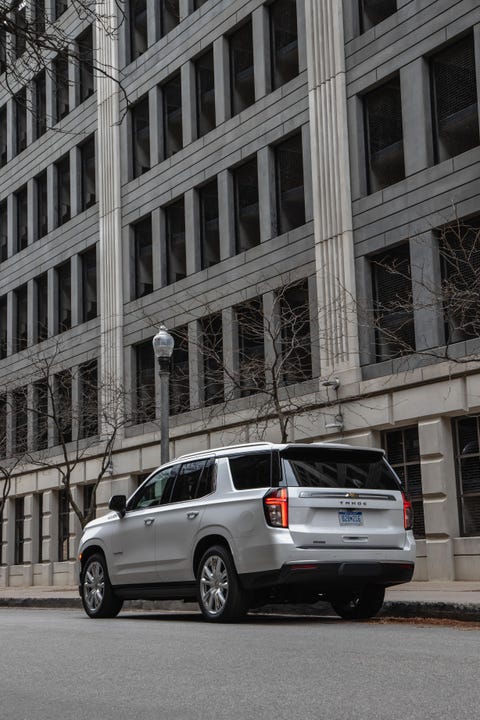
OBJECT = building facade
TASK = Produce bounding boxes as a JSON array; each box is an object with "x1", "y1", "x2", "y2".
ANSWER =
[{"x1": 1, "y1": 0, "x2": 480, "y2": 586}]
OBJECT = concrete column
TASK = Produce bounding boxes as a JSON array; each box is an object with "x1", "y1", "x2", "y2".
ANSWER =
[
  {"x1": 47, "y1": 267, "x2": 56, "y2": 338},
  {"x1": 252, "y1": 5, "x2": 270, "y2": 99},
  {"x1": 26, "y1": 84, "x2": 34, "y2": 146},
  {"x1": 42, "y1": 490, "x2": 57, "y2": 564},
  {"x1": 27, "y1": 178, "x2": 35, "y2": 248},
  {"x1": 184, "y1": 188, "x2": 200, "y2": 275},
  {"x1": 181, "y1": 61, "x2": 196, "y2": 145},
  {"x1": 6, "y1": 290, "x2": 13, "y2": 357},
  {"x1": 151, "y1": 208, "x2": 162, "y2": 291},
  {"x1": 305, "y1": 0, "x2": 360, "y2": 381},
  {"x1": 188, "y1": 321, "x2": 202, "y2": 410},
  {"x1": 355, "y1": 256, "x2": 375, "y2": 365},
  {"x1": 71, "y1": 254, "x2": 81, "y2": 327},
  {"x1": 401, "y1": 58, "x2": 433, "y2": 176},
  {"x1": 71, "y1": 364, "x2": 80, "y2": 443},
  {"x1": 213, "y1": 36, "x2": 230, "y2": 125},
  {"x1": 149, "y1": 85, "x2": 161, "y2": 167},
  {"x1": 308, "y1": 275, "x2": 321, "y2": 379},
  {"x1": 6, "y1": 194, "x2": 14, "y2": 257},
  {"x1": 179, "y1": 0, "x2": 191, "y2": 21},
  {"x1": 218, "y1": 169, "x2": 235, "y2": 260},
  {"x1": 147, "y1": 0, "x2": 157, "y2": 46},
  {"x1": 418, "y1": 417, "x2": 458, "y2": 580},
  {"x1": 70, "y1": 146, "x2": 80, "y2": 218},
  {"x1": 297, "y1": 0, "x2": 307, "y2": 73},
  {"x1": 410, "y1": 231, "x2": 444, "y2": 351},
  {"x1": 301, "y1": 123, "x2": 313, "y2": 223},
  {"x1": 222, "y1": 307, "x2": 236, "y2": 400},
  {"x1": 262, "y1": 290, "x2": 280, "y2": 388},
  {"x1": 6, "y1": 99, "x2": 13, "y2": 162},
  {"x1": 257, "y1": 147, "x2": 276, "y2": 243},
  {"x1": 47, "y1": 164, "x2": 55, "y2": 233}
]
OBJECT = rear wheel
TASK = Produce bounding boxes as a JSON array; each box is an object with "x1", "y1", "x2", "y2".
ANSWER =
[
  {"x1": 329, "y1": 585, "x2": 385, "y2": 620},
  {"x1": 81, "y1": 553, "x2": 123, "y2": 619},
  {"x1": 197, "y1": 545, "x2": 249, "y2": 623}
]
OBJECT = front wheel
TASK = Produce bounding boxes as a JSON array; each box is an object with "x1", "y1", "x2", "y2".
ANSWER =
[
  {"x1": 81, "y1": 553, "x2": 123, "y2": 619},
  {"x1": 329, "y1": 585, "x2": 385, "y2": 620},
  {"x1": 197, "y1": 545, "x2": 249, "y2": 623}
]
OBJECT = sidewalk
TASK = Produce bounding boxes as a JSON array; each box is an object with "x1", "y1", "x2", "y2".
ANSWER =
[{"x1": 1, "y1": 581, "x2": 480, "y2": 621}]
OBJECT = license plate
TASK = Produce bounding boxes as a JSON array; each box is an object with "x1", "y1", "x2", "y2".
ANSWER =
[{"x1": 339, "y1": 511, "x2": 363, "y2": 526}]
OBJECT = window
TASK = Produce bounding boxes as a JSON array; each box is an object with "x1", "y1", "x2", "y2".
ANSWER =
[
  {"x1": 34, "y1": 0, "x2": 46, "y2": 34},
  {"x1": 13, "y1": 388, "x2": 28, "y2": 455},
  {"x1": 160, "y1": 0, "x2": 180, "y2": 37},
  {"x1": 79, "y1": 360, "x2": 98, "y2": 438},
  {"x1": 0, "y1": 26, "x2": 6, "y2": 75},
  {"x1": 431, "y1": 34, "x2": 479, "y2": 164},
  {"x1": 383, "y1": 427, "x2": 425, "y2": 538},
  {"x1": 364, "y1": 76, "x2": 405, "y2": 193},
  {"x1": 0, "y1": 295, "x2": 6, "y2": 359},
  {"x1": 0, "y1": 201, "x2": 7, "y2": 261},
  {"x1": 78, "y1": 26, "x2": 94, "y2": 103},
  {"x1": 439, "y1": 218, "x2": 480, "y2": 344},
  {"x1": 196, "y1": 49, "x2": 215, "y2": 138},
  {"x1": 280, "y1": 281, "x2": 312, "y2": 384},
  {"x1": 80, "y1": 136, "x2": 96, "y2": 210},
  {"x1": 128, "y1": 465, "x2": 178, "y2": 510},
  {"x1": 15, "y1": 89, "x2": 27, "y2": 155},
  {"x1": 199, "y1": 179, "x2": 220, "y2": 269},
  {"x1": 129, "y1": 0, "x2": 147, "y2": 61},
  {"x1": 234, "y1": 157, "x2": 260, "y2": 253},
  {"x1": 54, "y1": 370, "x2": 72, "y2": 444},
  {"x1": 275, "y1": 133, "x2": 305, "y2": 235},
  {"x1": 359, "y1": 0, "x2": 396, "y2": 32},
  {"x1": 15, "y1": 185, "x2": 28, "y2": 252},
  {"x1": 194, "y1": 0, "x2": 208, "y2": 8},
  {"x1": 162, "y1": 73, "x2": 182, "y2": 158},
  {"x1": 56, "y1": 261, "x2": 71, "y2": 332},
  {"x1": 54, "y1": 0, "x2": 68, "y2": 20},
  {"x1": 0, "y1": 105, "x2": 7, "y2": 167},
  {"x1": 165, "y1": 198, "x2": 186, "y2": 284},
  {"x1": 170, "y1": 460, "x2": 213, "y2": 502},
  {"x1": 33, "y1": 380, "x2": 48, "y2": 451},
  {"x1": 81, "y1": 246, "x2": 97, "y2": 321},
  {"x1": 453, "y1": 416, "x2": 480, "y2": 536},
  {"x1": 230, "y1": 21, "x2": 254, "y2": 116},
  {"x1": 229, "y1": 453, "x2": 272, "y2": 490},
  {"x1": 58, "y1": 488, "x2": 69, "y2": 562},
  {"x1": 133, "y1": 216, "x2": 153, "y2": 299},
  {"x1": 270, "y1": 0, "x2": 299, "y2": 90},
  {"x1": 55, "y1": 154, "x2": 71, "y2": 226},
  {"x1": 34, "y1": 71, "x2": 47, "y2": 139},
  {"x1": 135, "y1": 340, "x2": 156, "y2": 423},
  {"x1": 170, "y1": 327, "x2": 189, "y2": 415},
  {"x1": 131, "y1": 95, "x2": 150, "y2": 178},
  {"x1": 35, "y1": 170, "x2": 48, "y2": 239},
  {"x1": 14, "y1": 498, "x2": 25, "y2": 565},
  {"x1": 0, "y1": 394, "x2": 6, "y2": 458},
  {"x1": 54, "y1": 52, "x2": 70, "y2": 122},
  {"x1": 14, "y1": 284, "x2": 28, "y2": 352},
  {"x1": 201, "y1": 314, "x2": 224, "y2": 406},
  {"x1": 14, "y1": 5, "x2": 27, "y2": 59},
  {"x1": 371, "y1": 243, "x2": 415, "y2": 362},
  {"x1": 35, "y1": 273, "x2": 49, "y2": 342},
  {"x1": 236, "y1": 298, "x2": 265, "y2": 396},
  {"x1": 83, "y1": 484, "x2": 95, "y2": 520}
]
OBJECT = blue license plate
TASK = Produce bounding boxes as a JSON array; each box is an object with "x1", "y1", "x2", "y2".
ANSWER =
[{"x1": 339, "y1": 511, "x2": 363, "y2": 526}]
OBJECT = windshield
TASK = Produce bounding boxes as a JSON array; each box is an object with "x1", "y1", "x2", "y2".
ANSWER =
[{"x1": 280, "y1": 447, "x2": 401, "y2": 491}]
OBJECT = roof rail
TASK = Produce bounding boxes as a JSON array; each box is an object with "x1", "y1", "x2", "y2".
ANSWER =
[{"x1": 177, "y1": 441, "x2": 272, "y2": 460}]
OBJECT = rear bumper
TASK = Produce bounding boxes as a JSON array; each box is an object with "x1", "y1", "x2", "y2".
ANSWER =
[{"x1": 240, "y1": 560, "x2": 414, "y2": 592}]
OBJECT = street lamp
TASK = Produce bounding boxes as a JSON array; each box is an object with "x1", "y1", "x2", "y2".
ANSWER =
[{"x1": 152, "y1": 324, "x2": 175, "y2": 464}]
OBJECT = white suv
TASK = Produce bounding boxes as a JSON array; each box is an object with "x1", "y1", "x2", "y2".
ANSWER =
[{"x1": 78, "y1": 442, "x2": 416, "y2": 622}]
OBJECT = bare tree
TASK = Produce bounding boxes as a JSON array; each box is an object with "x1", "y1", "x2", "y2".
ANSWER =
[{"x1": 0, "y1": 343, "x2": 130, "y2": 530}]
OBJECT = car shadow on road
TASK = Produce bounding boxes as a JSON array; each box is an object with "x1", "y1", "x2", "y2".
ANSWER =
[{"x1": 117, "y1": 611, "x2": 341, "y2": 625}]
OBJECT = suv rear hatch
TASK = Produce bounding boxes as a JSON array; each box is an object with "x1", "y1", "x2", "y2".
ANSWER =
[{"x1": 280, "y1": 446, "x2": 407, "y2": 550}]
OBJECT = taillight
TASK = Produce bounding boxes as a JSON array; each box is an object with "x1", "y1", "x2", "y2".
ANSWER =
[
  {"x1": 403, "y1": 493, "x2": 413, "y2": 530},
  {"x1": 264, "y1": 488, "x2": 289, "y2": 528}
]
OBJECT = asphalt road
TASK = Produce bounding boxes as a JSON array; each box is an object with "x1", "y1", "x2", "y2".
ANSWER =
[{"x1": 1, "y1": 608, "x2": 479, "y2": 720}]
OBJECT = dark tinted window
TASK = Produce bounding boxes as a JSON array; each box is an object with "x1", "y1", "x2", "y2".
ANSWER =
[
  {"x1": 280, "y1": 448, "x2": 401, "y2": 491},
  {"x1": 170, "y1": 459, "x2": 214, "y2": 502},
  {"x1": 229, "y1": 453, "x2": 272, "y2": 490},
  {"x1": 128, "y1": 466, "x2": 178, "y2": 510}
]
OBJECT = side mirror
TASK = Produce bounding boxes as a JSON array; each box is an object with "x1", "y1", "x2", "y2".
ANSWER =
[{"x1": 109, "y1": 494, "x2": 127, "y2": 517}]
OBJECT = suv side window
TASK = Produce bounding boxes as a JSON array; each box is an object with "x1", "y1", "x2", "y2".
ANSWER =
[
  {"x1": 228, "y1": 452, "x2": 272, "y2": 490},
  {"x1": 169, "y1": 458, "x2": 214, "y2": 503},
  {"x1": 128, "y1": 466, "x2": 178, "y2": 510}
]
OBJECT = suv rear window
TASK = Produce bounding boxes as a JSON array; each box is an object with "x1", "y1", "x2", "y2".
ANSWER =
[
  {"x1": 280, "y1": 447, "x2": 401, "y2": 491},
  {"x1": 229, "y1": 452, "x2": 272, "y2": 490}
]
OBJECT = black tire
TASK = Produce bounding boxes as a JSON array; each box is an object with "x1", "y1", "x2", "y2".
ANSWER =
[
  {"x1": 329, "y1": 585, "x2": 385, "y2": 620},
  {"x1": 81, "y1": 553, "x2": 123, "y2": 619},
  {"x1": 196, "y1": 545, "x2": 249, "y2": 623}
]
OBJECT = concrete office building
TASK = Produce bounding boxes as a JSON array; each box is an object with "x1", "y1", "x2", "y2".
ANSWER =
[{"x1": 1, "y1": 0, "x2": 480, "y2": 587}]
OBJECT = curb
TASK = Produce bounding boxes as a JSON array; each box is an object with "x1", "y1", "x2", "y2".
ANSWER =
[{"x1": 1, "y1": 596, "x2": 479, "y2": 621}]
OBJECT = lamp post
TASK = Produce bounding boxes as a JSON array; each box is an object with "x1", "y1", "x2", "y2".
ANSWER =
[{"x1": 152, "y1": 324, "x2": 174, "y2": 464}]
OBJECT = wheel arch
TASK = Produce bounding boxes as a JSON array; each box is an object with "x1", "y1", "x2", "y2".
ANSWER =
[
  {"x1": 79, "y1": 543, "x2": 106, "y2": 572},
  {"x1": 193, "y1": 534, "x2": 235, "y2": 578}
]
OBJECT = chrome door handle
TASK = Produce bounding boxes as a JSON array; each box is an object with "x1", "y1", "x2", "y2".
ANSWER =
[
  {"x1": 186, "y1": 511, "x2": 199, "y2": 520},
  {"x1": 144, "y1": 518, "x2": 154, "y2": 526}
]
